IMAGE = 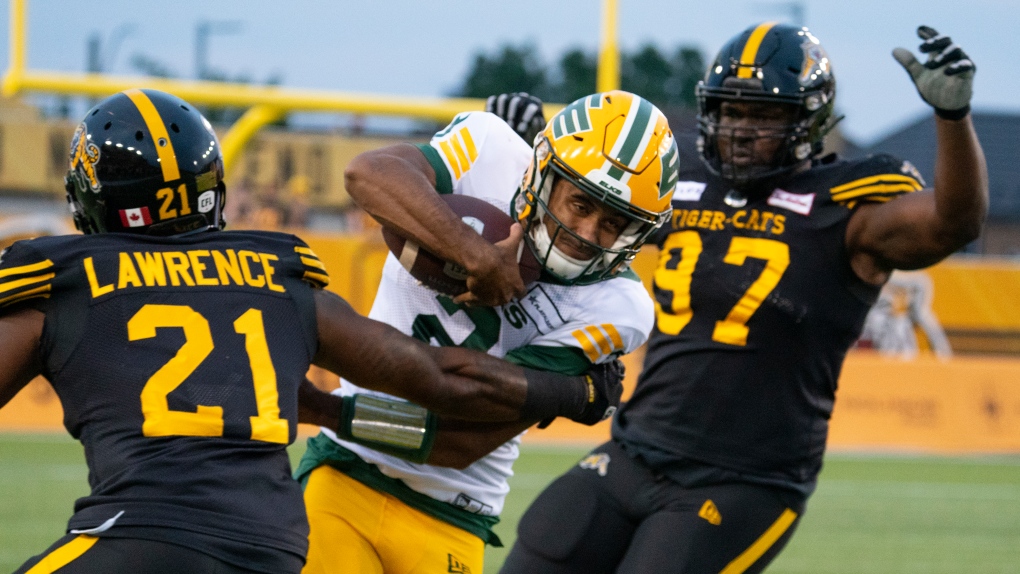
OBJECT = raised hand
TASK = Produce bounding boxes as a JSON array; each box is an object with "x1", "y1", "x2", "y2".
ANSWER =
[{"x1": 892, "y1": 26, "x2": 975, "y2": 120}]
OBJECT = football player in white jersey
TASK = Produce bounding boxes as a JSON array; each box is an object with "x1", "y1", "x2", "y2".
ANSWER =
[{"x1": 295, "y1": 90, "x2": 680, "y2": 574}]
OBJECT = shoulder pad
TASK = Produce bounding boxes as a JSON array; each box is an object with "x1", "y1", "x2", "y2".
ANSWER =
[
  {"x1": 430, "y1": 112, "x2": 518, "y2": 179},
  {"x1": 827, "y1": 153, "x2": 924, "y2": 208},
  {"x1": 230, "y1": 231, "x2": 331, "y2": 289},
  {"x1": 0, "y1": 238, "x2": 62, "y2": 310},
  {"x1": 293, "y1": 242, "x2": 329, "y2": 289}
]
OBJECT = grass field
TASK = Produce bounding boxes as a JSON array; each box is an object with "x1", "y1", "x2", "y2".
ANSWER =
[{"x1": 1, "y1": 434, "x2": 1018, "y2": 573}]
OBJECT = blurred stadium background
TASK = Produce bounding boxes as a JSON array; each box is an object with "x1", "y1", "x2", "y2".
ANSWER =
[{"x1": 1, "y1": 0, "x2": 1018, "y2": 571}]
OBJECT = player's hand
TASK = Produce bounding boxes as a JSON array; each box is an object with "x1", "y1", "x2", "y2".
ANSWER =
[
  {"x1": 454, "y1": 223, "x2": 526, "y2": 307},
  {"x1": 486, "y1": 92, "x2": 547, "y2": 144},
  {"x1": 892, "y1": 26, "x2": 975, "y2": 120},
  {"x1": 570, "y1": 359, "x2": 625, "y2": 426}
]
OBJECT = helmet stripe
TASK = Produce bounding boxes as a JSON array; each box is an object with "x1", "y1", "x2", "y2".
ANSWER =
[
  {"x1": 737, "y1": 21, "x2": 779, "y2": 78},
  {"x1": 606, "y1": 96, "x2": 653, "y2": 181},
  {"x1": 123, "y1": 89, "x2": 181, "y2": 183},
  {"x1": 658, "y1": 139, "x2": 679, "y2": 199},
  {"x1": 573, "y1": 108, "x2": 590, "y2": 133},
  {"x1": 553, "y1": 98, "x2": 593, "y2": 139}
]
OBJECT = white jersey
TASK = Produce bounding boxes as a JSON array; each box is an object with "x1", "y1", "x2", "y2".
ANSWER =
[{"x1": 323, "y1": 112, "x2": 654, "y2": 517}]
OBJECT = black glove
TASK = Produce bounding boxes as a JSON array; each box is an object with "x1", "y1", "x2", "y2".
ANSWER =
[
  {"x1": 521, "y1": 358, "x2": 626, "y2": 428},
  {"x1": 571, "y1": 358, "x2": 626, "y2": 426},
  {"x1": 485, "y1": 92, "x2": 547, "y2": 143},
  {"x1": 892, "y1": 26, "x2": 975, "y2": 120},
  {"x1": 536, "y1": 359, "x2": 626, "y2": 428}
]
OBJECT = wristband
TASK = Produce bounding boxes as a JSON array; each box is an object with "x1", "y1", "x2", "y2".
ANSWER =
[
  {"x1": 520, "y1": 368, "x2": 587, "y2": 422},
  {"x1": 337, "y1": 394, "x2": 437, "y2": 464},
  {"x1": 935, "y1": 105, "x2": 969, "y2": 121}
]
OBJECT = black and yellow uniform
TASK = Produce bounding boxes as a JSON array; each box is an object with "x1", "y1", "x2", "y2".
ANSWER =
[
  {"x1": 619, "y1": 135, "x2": 922, "y2": 493},
  {"x1": 502, "y1": 135, "x2": 923, "y2": 574},
  {"x1": 3, "y1": 230, "x2": 328, "y2": 574}
]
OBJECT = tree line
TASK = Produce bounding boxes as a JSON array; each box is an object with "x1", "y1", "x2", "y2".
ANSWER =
[{"x1": 456, "y1": 43, "x2": 707, "y2": 110}]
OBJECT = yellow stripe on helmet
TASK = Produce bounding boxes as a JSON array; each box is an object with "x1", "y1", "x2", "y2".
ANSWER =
[
  {"x1": 124, "y1": 89, "x2": 181, "y2": 183},
  {"x1": 737, "y1": 22, "x2": 780, "y2": 79}
]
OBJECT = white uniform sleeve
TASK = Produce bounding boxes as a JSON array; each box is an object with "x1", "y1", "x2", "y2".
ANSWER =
[
  {"x1": 528, "y1": 277, "x2": 654, "y2": 365},
  {"x1": 425, "y1": 111, "x2": 532, "y2": 207}
]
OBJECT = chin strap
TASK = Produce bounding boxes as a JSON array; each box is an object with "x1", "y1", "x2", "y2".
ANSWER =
[
  {"x1": 336, "y1": 394, "x2": 437, "y2": 464},
  {"x1": 531, "y1": 221, "x2": 594, "y2": 280}
]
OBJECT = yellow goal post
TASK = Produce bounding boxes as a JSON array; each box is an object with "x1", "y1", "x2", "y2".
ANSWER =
[{"x1": 2, "y1": 0, "x2": 622, "y2": 178}]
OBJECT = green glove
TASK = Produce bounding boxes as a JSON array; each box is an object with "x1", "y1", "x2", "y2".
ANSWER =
[{"x1": 892, "y1": 26, "x2": 975, "y2": 120}]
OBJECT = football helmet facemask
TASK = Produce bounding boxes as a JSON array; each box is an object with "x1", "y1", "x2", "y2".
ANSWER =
[
  {"x1": 696, "y1": 22, "x2": 839, "y2": 189},
  {"x1": 65, "y1": 89, "x2": 225, "y2": 236},
  {"x1": 513, "y1": 91, "x2": 678, "y2": 284}
]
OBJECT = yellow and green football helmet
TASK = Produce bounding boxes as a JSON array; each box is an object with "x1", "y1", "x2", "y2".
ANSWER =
[{"x1": 513, "y1": 90, "x2": 678, "y2": 284}]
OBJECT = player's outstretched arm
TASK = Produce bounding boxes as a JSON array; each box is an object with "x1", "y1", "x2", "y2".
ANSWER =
[
  {"x1": 427, "y1": 419, "x2": 533, "y2": 469},
  {"x1": 296, "y1": 377, "x2": 342, "y2": 428},
  {"x1": 311, "y1": 289, "x2": 614, "y2": 424},
  {"x1": 0, "y1": 309, "x2": 44, "y2": 410},
  {"x1": 344, "y1": 143, "x2": 524, "y2": 306},
  {"x1": 297, "y1": 387, "x2": 528, "y2": 469},
  {"x1": 847, "y1": 26, "x2": 988, "y2": 284},
  {"x1": 426, "y1": 359, "x2": 625, "y2": 468},
  {"x1": 312, "y1": 288, "x2": 523, "y2": 420}
]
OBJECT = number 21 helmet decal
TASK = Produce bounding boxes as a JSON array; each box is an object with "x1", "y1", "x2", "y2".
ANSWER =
[{"x1": 66, "y1": 89, "x2": 225, "y2": 236}]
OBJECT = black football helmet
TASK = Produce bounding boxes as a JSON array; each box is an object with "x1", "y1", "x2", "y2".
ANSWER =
[
  {"x1": 65, "y1": 89, "x2": 225, "y2": 235},
  {"x1": 696, "y1": 22, "x2": 839, "y2": 188}
]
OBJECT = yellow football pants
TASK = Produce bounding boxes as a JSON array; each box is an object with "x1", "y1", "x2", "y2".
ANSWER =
[{"x1": 303, "y1": 465, "x2": 485, "y2": 574}]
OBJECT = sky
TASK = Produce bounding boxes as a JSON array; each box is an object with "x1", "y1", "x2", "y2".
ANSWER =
[{"x1": 2, "y1": 0, "x2": 1018, "y2": 144}]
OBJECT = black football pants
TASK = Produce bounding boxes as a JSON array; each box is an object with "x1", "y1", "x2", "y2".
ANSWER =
[
  {"x1": 500, "y1": 440, "x2": 807, "y2": 574},
  {"x1": 14, "y1": 534, "x2": 290, "y2": 574}
]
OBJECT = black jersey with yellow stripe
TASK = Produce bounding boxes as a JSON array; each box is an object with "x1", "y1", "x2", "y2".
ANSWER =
[
  {"x1": 614, "y1": 134, "x2": 923, "y2": 494},
  {"x1": 0, "y1": 230, "x2": 328, "y2": 571}
]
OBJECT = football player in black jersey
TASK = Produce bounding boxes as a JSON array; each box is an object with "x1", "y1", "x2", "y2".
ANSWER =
[
  {"x1": 0, "y1": 89, "x2": 625, "y2": 573},
  {"x1": 501, "y1": 24, "x2": 987, "y2": 574}
]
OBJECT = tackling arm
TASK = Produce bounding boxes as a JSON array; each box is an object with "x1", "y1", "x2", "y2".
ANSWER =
[
  {"x1": 308, "y1": 289, "x2": 623, "y2": 463},
  {"x1": 312, "y1": 288, "x2": 526, "y2": 421},
  {"x1": 424, "y1": 356, "x2": 624, "y2": 468},
  {"x1": 427, "y1": 419, "x2": 533, "y2": 469},
  {"x1": 312, "y1": 289, "x2": 608, "y2": 423}
]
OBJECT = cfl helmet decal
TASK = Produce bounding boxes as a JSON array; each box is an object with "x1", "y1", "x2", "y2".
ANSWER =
[{"x1": 65, "y1": 89, "x2": 226, "y2": 236}]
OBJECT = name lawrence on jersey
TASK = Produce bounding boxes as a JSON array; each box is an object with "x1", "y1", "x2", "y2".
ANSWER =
[{"x1": 80, "y1": 247, "x2": 319, "y2": 298}]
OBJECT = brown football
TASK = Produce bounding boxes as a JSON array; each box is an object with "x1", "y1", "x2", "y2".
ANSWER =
[{"x1": 381, "y1": 194, "x2": 542, "y2": 297}]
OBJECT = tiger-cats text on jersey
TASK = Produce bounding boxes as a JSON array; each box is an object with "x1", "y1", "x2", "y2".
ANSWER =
[{"x1": 614, "y1": 134, "x2": 924, "y2": 494}]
